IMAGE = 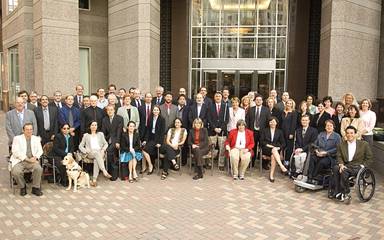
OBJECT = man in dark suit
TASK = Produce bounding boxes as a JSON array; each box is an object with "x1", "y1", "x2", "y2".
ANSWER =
[
  {"x1": 33, "y1": 95, "x2": 59, "y2": 145},
  {"x1": 208, "y1": 92, "x2": 229, "y2": 168},
  {"x1": 101, "y1": 105, "x2": 124, "y2": 181},
  {"x1": 131, "y1": 88, "x2": 144, "y2": 108},
  {"x1": 58, "y1": 95, "x2": 81, "y2": 149},
  {"x1": 188, "y1": 93, "x2": 210, "y2": 128},
  {"x1": 176, "y1": 94, "x2": 190, "y2": 165},
  {"x1": 173, "y1": 88, "x2": 192, "y2": 106},
  {"x1": 29, "y1": 91, "x2": 40, "y2": 108},
  {"x1": 80, "y1": 95, "x2": 105, "y2": 134},
  {"x1": 73, "y1": 84, "x2": 84, "y2": 109},
  {"x1": 246, "y1": 94, "x2": 271, "y2": 168},
  {"x1": 276, "y1": 91, "x2": 289, "y2": 111},
  {"x1": 293, "y1": 115, "x2": 318, "y2": 175},
  {"x1": 199, "y1": 86, "x2": 213, "y2": 108},
  {"x1": 49, "y1": 91, "x2": 64, "y2": 109},
  {"x1": 332, "y1": 126, "x2": 373, "y2": 202},
  {"x1": 138, "y1": 92, "x2": 153, "y2": 141},
  {"x1": 152, "y1": 86, "x2": 165, "y2": 105}
]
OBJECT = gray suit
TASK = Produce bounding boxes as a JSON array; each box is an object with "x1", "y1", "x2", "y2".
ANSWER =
[
  {"x1": 160, "y1": 103, "x2": 178, "y2": 131},
  {"x1": 6, "y1": 109, "x2": 37, "y2": 145}
]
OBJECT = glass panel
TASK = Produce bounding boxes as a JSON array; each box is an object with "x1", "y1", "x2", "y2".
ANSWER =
[
  {"x1": 277, "y1": 0, "x2": 288, "y2": 25},
  {"x1": 192, "y1": 38, "x2": 201, "y2": 58},
  {"x1": 238, "y1": 27, "x2": 256, "y2": 36},
  {"x1": 276, "y1": 59, "x2": 285, "y2": 69},
  {"x1": 192, "y1": 0, "x2": 203, "y2": 26},
  {"x1": 203, "y1": 0, "x2": 220, "y2": 26},
  {"x1": 257, "y1": 37, "x2": 275, "y2": 58},
  {"x1": 222, "y1": 71, "x2": 236, "y2": 96},
  {"x1": 221, "y1": 0, "x2": 239, "y2": 26},
  {"x1": 221, "y1": 27, "x2": 238, "y2": 37},
  {"x1": 239, "y1": 38, "x2": 255, "y2": 58},
  {"x1": 8, "y1": 0, "x2": 18, "y2": 13},
  {"x1": 79, "y1": 48, "x2": 90, "y2": 95},
  {"x1": 191, "y1": 70, "x2": 201, "y2": 96},
  {"x1": 275, "y1": 70, "x2": 285, "y2": 93},
  {"x1": 258, "y1": 27, "x2": 275, "y2": 37},
  {"x1": 277, "y1": 27, "x2": 286, "y2": 36},
  {"x1": 221, "y1": 38, "x2": 238, "y2": 58},
  {"x1": 192, "y1": 27, "x2": 202, "y2": 36},
  {"x1": 239, "y1": 72, "x2": 253, "y2": 98},
  {"x1": 204, "y1": 71, "x2": 218, "y2": 98},
  {"x1": 258, "y1": 0, "x2": 276, "y2": 26},
  {"x1": 239, "y1": 0, "x2": 256, "y2": 25},
  {"x1": 202, "y1": 38, "x2": 220, "y2": 58},
  {"x1": 257, "y1": 71, "x2": 272, "y2": 98},
  {"x1": 192, "y1": 59, "x2": 201, "y2": 68},
  {"x1": 9, "y1": 47, "x2": 19, "y2": 104},
  {"x1": 202, "y1": 27, "x2": 219, "y2": 36},
  {"x1": 276, "y1": 37, "x2": 286, "y2": 58},
  {"x1": 79, "y1": 0, "x2": 90, "y2": 10}
]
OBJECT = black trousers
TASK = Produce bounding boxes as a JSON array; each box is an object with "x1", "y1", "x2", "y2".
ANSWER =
[
  {"x1": 53, "y1": 157, "x2": 68, "y2": 186},
  {"x1": 308, "y1": 155, "x2": 334, "y2": 179},
  {"x1": 163, "y1": 145, "x2": 180, "y2": 172},
  {"x1": 284, "y1": 138, "x2": 294, "y2": 162},
  {"x1": 253, "y1": 130, "x2": 260, "y2": 162},
  {"x1": 106, "y1": 143, "x2": 119, "y2": 180},
  {"x1": 332, "y1": 164, "x2": 361, "y2": 194}
]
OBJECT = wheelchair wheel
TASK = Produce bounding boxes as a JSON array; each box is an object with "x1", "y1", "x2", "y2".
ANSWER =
[
  {"x1": 355, "y1": 168, "x2": 375, "y2": 202},
  {"x1": 295, "y1": 185, "x2": 306, "y2": 193}
]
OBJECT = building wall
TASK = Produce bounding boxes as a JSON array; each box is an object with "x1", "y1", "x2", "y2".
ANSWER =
[
  {"x1": 319, "y1": 0, "x2": 381, "y2": 101},
  {"x1": 79, "y1": 0, "x2": 108, "y2": 94}
]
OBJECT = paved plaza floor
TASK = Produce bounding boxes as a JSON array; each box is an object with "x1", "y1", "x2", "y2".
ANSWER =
[{"x1": 0, "y1": 114, "x2": 383, "y2": 240}]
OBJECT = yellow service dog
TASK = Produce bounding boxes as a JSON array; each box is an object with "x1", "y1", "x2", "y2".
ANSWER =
[{"x1": 62, "y1": 154, "x2": 90, "y2": 192}]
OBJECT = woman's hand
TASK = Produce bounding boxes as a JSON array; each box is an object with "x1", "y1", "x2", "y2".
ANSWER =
[
  {"x1": 172, "y1": 144, "x2": 178, "y2": 150},
  {"x1": 289, "y1": 134, "x2": 294, "y2": 139},
  {"x1": 192, "y1": 144, "x2": 199, "y2": 149},
  {"x1": 225, "y1": 145, "x2": 230, "y2": 151},
  {"x1": 155, "y1": 144, "x2": 161, "y2": 148}
]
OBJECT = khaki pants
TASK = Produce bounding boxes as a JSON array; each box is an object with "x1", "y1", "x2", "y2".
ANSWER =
[
  {"x1": 209, "y1": 135, "x2": 226, "y2": 167},
  {"x1": 229, "y1": 148, "x2": 251, "y2": 177},
  {"x1": 11, "y1": 161, "x2": 43, "y2": 189}
]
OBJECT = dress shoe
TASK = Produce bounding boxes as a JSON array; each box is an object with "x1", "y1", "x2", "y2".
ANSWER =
[
  {"x1": 147, "y1": 168, "x2": 154, "y2": 175},
  {"x1": 20, "y1": 186, "x2": 27, "y2": 196},
  {"x1": 269, "y1": 177, "x2": 275, "y2": 183},
  {"x1": 31, "y1": 187, "x2": 43, "y2": 196},
  {"x1": 239, "y1": 176, "x2": 245, "y2": 180},
  {"x1": 139, "y1": 169, "x2": 147, "y2": 174},
  {"x1": 262, "y1": 164, "x2": 270, "y2": 170},
  {"x1": 192, "y1": 174, "x2": 203, "y2": 180}
]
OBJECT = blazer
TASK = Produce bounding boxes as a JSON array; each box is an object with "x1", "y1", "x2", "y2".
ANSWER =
[
  {"x1": 295, "y1": 127, "x2": 318, "y2": 153},
  {"x1": 188, "y1": 103, "x2": 210, "y2": 128},
  {"x1": 10, "y1": 135, "x2": 43, "y2": 168},
  {"x1": 313, "y1": 131, "x2": 341, "y2": 158},
  {"x1": 52, "y1": 133, "x2": 74, "y2": 158},
  {"x1": 6, "y1": 109, "x2": 38, "y2": 146},
  {"x1": 227, "y1": 107, "x2": 245, "y2": 132},
  {"x1": 138, "y1": 103, "x2": 153, "y2": 140},
  {"x1": 337, "y1": 140, "x2": 373, "y2": 166},
  {"x1": 59, "y1": 104, "x2": 81, "y2": 130},
  {"x1": 120, "y1": 131, "x2": 141, "y2": 153},
  {"x1": 34, "y1": 105, "x2": 59, "y2": 141},
  {"x1": 144, "y1": 115, "x2": 166, "y2": 144},
  {"x1": 101, "y1": 115, "x2": 124, "y2": 145},
  {"x1": 260, "y1": 128, "x2": 286, "y2": 150},
  {"x1": 296, "y1": 112, "x2": 313, "y2": 129},
  {"x1": 340, "y1": 117, "x2": 365, "y2": 140},
  {"x1": 80, "y1": 106, "x2": 105, "y2": 133},
  {"x1": 26, "y1": 102, "x2": 37, "y2": 110},
  {"x1": 269, "y1": 107, "x2": 283, "y2": 128},
  {"x1": 79, "y1": 132, "x2": 108, "y2": 154},
  {"x1": 176, "y1": 104, "x2": 190, "y2": 129},
  {"x1": 208, "y1": 102, "x2": 229, "y2": 136},
  {"x1": 116, "y1": 105, "x2": 140, "y2": 130},
  {"x1": 152, "y1": 96, "x2": 165, "y2": 106},
  {"x1": 131, "y1": 99, "x2": 144, "y2": 108},
  {"x1": 225, "y1": 129, "x2": 255, "y2": 157},
  {"x1": 49, "y1": 101, "x2": 64, "y2": 109},
  {"x1": 246, "y1": 105, "x2": 271, "y2": 131},
  {"x1": 159, "y1": 103, "x2": 178, "y2": 130},
  {"x1": 280, "y1": 111, "x2": 298, "y2": 139},
  {"x1": 73, "y1": 95, "x2": 83, "y2": 109},
  {"x1": 311, "y1": 111, "x2": 331, "y2": 133},
  {"x1": 332, "y1": 114, "x2": 345, "y2": 135},
  {"x1": 187, "y1": 128, "x2": 210, "y2": 153}
]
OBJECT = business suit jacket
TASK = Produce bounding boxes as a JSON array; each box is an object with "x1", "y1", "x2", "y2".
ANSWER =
[
  {"x1": 187, "y1": 127, "x2": 210, "y2": 153},
  {"x1": 49, "y1": 101, "x2": 64, "y2": 109},
  {"x1": 225, "y1": 129, "x2": 255, "y2": 157},
  {"x1": 173, "y1": 97, "x2": 193, "y2": 107},
  {"x1": 332, "y1": 114, "x2": 345, "y2": 135},
  {"x1": 152, "y1": 96, "x2": 165, "y2": 106},
  {"x1": 246, "y1": 105, "x2": 271, "y2": 131},
  {"x1": 101, "y1": 115, "x2": 124, "y2": 146},
  {"x1": 159, "y1": 103, "x2": 178, "y2": 130},
  {"x1": 59, "y1": 104, "x2": 81, "y2": 130},
  {"x1": 116, "y1": 105, "x2": 140, "y2": 129},
  {"x1": 314, "y1": 132, "x2": 341, "y2": 158},
  {"x1": 73, "y1": 95, "x2": 83, "y2": 109},
  {"x1": 188, "y1": 103, "x2": 210, "y2": 128},
  {"x1": 138, "y1": 104, "x2": 153, "y2": 140},
  {"x1": 34, "y1": 105, "x2": 59, "y2": 144},
  {"x1": 295, "y1": 127, "x2": 318, "y2": 152},
  {"x1": 208, "y1": 102, "x2": 229, "y2": 136},
  {"x1": 176, "y1": 104, "x2": 190, "y2": 129},
  {"x1": 311, "y1": 111, "x2": 331, "y2": 133},
  {"x1": 52, "y1": 133, "x2": 74, "y2": 158},
  {"x1": 27, "y1": 102, "x2": 38, "y2": 110},
  {"x1": 79, "y1": 132, "x2": 108, "y2": 154},
  {"x1": 270, "y1": 107, "x2": 283, "y2": 128},
  {"x1": 6, "y1": 109, "x2": 38, "y2": 146},
  {"x1": 80, "y1": 106, "x2": 105, "y2": 133},
  {"x1": 145, "y1": 115, "x2": 166, "y2": 144},
  {"x1": 260, "y1": 128, "x2": 286, "y2": 150},
  {"x1": 337, "y1": 140, "x2": 372, "y2": 166},
  {"x1": 131, "y1": 99, "x2": 144, "y2": 109},
  {"x1": 120, "y1": 132, "x2": 141, "y2": 153},
  {"x1": 340, "y1": 117, "x2": 365, "y2": 140},
  {"x1": 10, "y1": 135, "x2": 43, "y2": 168},
  {"x1": 281, "y1": 111, "x2": 298, "y2": 139}
]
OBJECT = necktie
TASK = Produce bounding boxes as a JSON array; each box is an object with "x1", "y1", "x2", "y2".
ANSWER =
[
  {"x1": 18, "y1": 112, "x2": 23, "y2": 126},
  {"x1": 146, "y1": 105, "x2": 150, "y2": 126},
  {"x1": 302, "y1": 128, "x2": 306, "y2": 138},
  {"x1": 68, "y1": 109, "x2": 74, "y2": 127},
  {"x1": 255, "y1": 107, "x2": 260, "y2": 129},
  {"x1": 43, "y1": 108, "x2": 50, "y2": 130},
  {"x1": 157, "y1": 97, "x2": 160, "y2": 105},
  {"x1": 78, "y1": 96, "x2": 82, "y2": 107},
  {"x1": 217, "y1": 104, "x2": 220, "y2": 116},
  {"x1": 110, "y1": 117, "x2": 113, "y2": 124}
]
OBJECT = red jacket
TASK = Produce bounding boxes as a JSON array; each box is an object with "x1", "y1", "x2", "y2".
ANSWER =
[{"x1": 225, "y1": 129, "x2": 255, "y2": 157}]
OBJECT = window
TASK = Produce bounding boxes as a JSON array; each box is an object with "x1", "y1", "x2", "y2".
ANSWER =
[
  {"x1": 8, "y1": 0, "x2": 18, "y2": 14},
  {"x1": 79, "y1": 0, "x2": 90, "y2": 10},
  {"x1": 8, "y1": 46, "x2": 19, "y2": 103},
  {"x1": 79, "y1": 48, "x2": 91, "y2": 95}
]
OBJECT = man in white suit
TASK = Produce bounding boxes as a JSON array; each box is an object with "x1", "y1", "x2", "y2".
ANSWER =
[{"x1": 10, "y1": 123, "x2": 43, "y2": 196}]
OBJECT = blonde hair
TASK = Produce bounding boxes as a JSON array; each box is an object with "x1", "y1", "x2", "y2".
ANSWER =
[
  {"x1": 192, "y1": 118, "x2": 204, "y2": 129},
  {"x1": 241, "y1": 96, "x2": 250, "y2": 107},
  {"x1": 231, "y1": 97, "x2": 240, "y2": 104},
  {"x1": 285, "y1": 99, "x2": 296, "y2": 111}
]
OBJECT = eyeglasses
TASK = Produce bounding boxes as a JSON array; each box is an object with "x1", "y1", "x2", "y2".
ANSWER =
[{"x1": 62, "y1": 127, "x2": 70, "y2": 130}]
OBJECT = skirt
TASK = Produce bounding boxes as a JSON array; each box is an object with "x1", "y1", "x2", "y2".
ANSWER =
[{"x1": 120, "y1": 151, "x2": 143, "y2": 163}]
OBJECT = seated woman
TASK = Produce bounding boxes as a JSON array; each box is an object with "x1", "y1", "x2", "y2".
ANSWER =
[
  {"x1": 340, "y1": 104, "x2": 365, "y2": 140},
  {"x1": 79, "y1": 121, "x2": 111, "y2": 186},
  {"x1": 260, "y1": 117, "x2": 287, "y2": 182},
  {"x1": 52, "y1": 123, "x2": 74, "y2": 187},
  {"x1": 225, "y1": 119, "x2": 254, "y2": 180},
  {"x1": 188, "y1": 118, "x2": 210, "y2": 180},
  {"x1": 142, "y1": 106, "x2": 165, "y2": 173},
  {"x1": 120, "y1": 121, "x2": 143, "y2": 182},
  {"x1": 307, "y1": 120, "x2": 341, "y2": 183},
  {"x1": 161, "y1": 118, "x2": 187, "y2": 180}
]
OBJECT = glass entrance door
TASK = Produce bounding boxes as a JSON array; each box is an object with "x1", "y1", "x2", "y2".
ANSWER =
[{"x1": 203, "y1": 70, "x2": 272, "y2": 99}]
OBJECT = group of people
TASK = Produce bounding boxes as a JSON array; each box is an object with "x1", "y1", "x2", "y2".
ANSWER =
[{"x1": 5, "y1": 85, "x2": 376, "y2": 201}]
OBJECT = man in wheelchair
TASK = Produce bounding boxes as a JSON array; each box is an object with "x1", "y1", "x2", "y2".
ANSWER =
[{"x1": 331, "y1": 126, "x2": 373, "y2": 202}]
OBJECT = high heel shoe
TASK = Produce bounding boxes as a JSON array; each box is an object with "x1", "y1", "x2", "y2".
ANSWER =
[
  {"x1": 269, "y1": 177, "x2": 275, "y2": 183},
  {"x1": 140, "y1": 168, "x2": 147, "y2": 174},
  {"x1": 103, "y1": 171, "x2": 112, "y2": 179},
  {"x1": 147, "y1": 167, "x2": 154, "y2": 175}
]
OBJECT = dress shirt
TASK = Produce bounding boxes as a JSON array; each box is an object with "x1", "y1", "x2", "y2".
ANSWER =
[
  {"x1": 43, "y1": 107, "x2": 50, "y2": 130},
  {"x1": 360, "y1": 110, "x2": 377, "y2": 136},
  {"x1": 235, "y1": 131, "x2": 246, "y2": 149},
  {"x1": 347, "y1": 140, "x2": 356, "y2": 162},
  {"x1": 97, "y1": 98, "x2": 108, "y2": 109},
  {"x1": 270, "y1": 129, "x2": 275, "y2": 142},
  {"x1": 197, "y1": 104, "x2": 202, "y2": 118},
  {"x1": 17, "y1": 110, "x2": 24, "y2": 125},
  {"x1": 90, "y1": 135, "x2": 101, "y2": 150},
  {"x1": 152, "y1": 116, "x2": 158, "y2": 134}
]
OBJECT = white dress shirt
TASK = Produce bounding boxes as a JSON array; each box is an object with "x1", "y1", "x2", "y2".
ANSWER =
[
  {"x1": 235, "y1": 131, "x2": 246, "y2": 149},
  {"x1": 347, "y1": 140, "x2": 356, "y2": 162}
]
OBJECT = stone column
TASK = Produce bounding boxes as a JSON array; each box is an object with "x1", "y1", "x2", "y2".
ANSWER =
[
  {"x1": 33, "y1": 0, "x2": 79, "y2": 95},
  {"x1": 318, "y1": 0, "x2": 381, "y2": 101},
  {"x1": 108, "y1": 0, "x2": 160, "y2": 93}
]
